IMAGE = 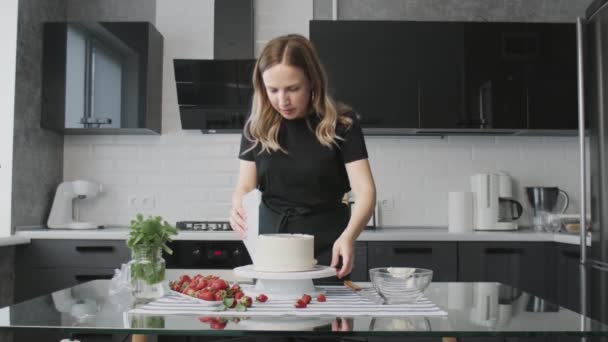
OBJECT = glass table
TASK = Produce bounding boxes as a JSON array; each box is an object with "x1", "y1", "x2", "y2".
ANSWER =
[{"x1": 0, "y1": 280, "x2": 607, "y2": 340}]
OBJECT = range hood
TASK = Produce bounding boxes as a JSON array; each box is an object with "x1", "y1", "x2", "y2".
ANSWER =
[{"x1": 176, "y1": 0, "x2": 254, "y2": 133}]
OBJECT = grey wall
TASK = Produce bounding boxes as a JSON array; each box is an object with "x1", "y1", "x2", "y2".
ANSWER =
[
  {"x1": 336, "y1": 0, "x2": 593, "y2": 21},
  {"x1": 8, "y1": 2, "x2": 67, "y2": 342},
  {"x1": 11, "y1": 0, "x2": 66, "y2": 231},
  {"x1": 0, "y1": 247, "x2": 15, "y2": 342},
  {"x1": 66, "y1": 0, "x2": 156, "y2": 23}
]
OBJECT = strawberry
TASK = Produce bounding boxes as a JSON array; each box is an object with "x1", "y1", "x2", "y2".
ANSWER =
[
  {"x1": 214, "y1": 291, "x2": 223, "y2": 301},
  {"x1": 239, "y1": 296, "x2": 253, "y2": 307},
  {"x1": 197, "y1": 290, "x2": 215, "y2": 301},
  {"x1": 198, "y1": 316, "x2": 213, "y2": 323},
  {"x1": 256, "y1": 294, "x2": 268, "y2": 303},
  {"x1": 230, "y1": 283, "x2": 242, "y2": 293},
  {"x1": 294, "y1": 299, "x2": 307, "y2": 308},
  {"x1": 211, "y1": 279, "x2": 228, "y2": 291},
  {"x1": 195, "y1": 279, "x2": 208, "y2": 290},
  {"x1": 210, "y1": 320, "x2": 227, "y2": 330},
  {"x1": 185, "y1": 288, "x2": 196, "y2": 297},
  {"x1": 301, "y1": 294, "x2": 312, "y2": 305},
  {"x1": 316, "y1": 294, "x2": 327, "y2": 302},
  {"x1": 177, "y1": 275, "x2": 192, "y2": 287},
  {"x1": 234, "y1": 291, "x2": 245, "y2": 300}
]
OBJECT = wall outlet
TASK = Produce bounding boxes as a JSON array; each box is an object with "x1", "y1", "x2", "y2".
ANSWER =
[
  {"x1": 128, "y1": 196, "x2": 138, "y2": 208},
  {"x1": 141, "y1": 195, "x2": 156, "y2": 209},
  {"x1": 379, "y1": 198, "x2": 394, "y2": 211},
  {"x1": 127, "y1": 194, "x2": 156, "y2": 209}
]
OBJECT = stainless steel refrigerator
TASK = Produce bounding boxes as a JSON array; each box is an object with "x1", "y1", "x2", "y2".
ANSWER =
[{"x1": 580, "y1": 0, "x2": 608, "y2": 326}]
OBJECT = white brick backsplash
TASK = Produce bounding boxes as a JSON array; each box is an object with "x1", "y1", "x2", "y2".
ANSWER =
[
  {"x1": 137, "y1": 145, "x2": 187, "y2": 160},
  {"x1": 181, "y1": 158, "x2": 238, "y2": 172},
  {"x1": 423, "y1": 144, "x2": 473, "y2": 162},
  {"x1": 188, "y1": 203, "x2": 232, "y2": 221},
  {"x1": 137, "y1": 173, "x2": 189, "y2": 186},
  {"x1": 209, "y1": 188, "x2": 236, "y2": 202},
  {"x1": 473, "y1": 145, "x2": 520, "y2": 161},
  {"x1": 94, "y1": 145, "x2": 137, "y2": 160},
  {"x1": 188, "y1": 173, "x2": 235, "y2": 188},
  {"x1": 61, "y1": 0, "x2": 585, "y2": 228},
  {"x1": 114, "y1": 159, "x2": 162, "y2": 172}
]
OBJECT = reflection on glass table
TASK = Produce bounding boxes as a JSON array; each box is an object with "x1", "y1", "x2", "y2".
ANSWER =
[{"x1": 0, "y1": 280, "x2": 607, "y2": 338}]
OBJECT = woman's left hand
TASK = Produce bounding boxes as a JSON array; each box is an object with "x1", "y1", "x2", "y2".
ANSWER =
[{"x1": 331, "y1": 235, "x2": 355, "y2": 279}]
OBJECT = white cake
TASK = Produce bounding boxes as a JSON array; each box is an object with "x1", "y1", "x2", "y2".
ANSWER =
[{"x1": 254, "y1": 234, "x2": 317, "y2": 272}]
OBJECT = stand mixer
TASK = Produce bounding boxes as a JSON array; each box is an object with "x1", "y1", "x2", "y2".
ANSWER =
[{"x1": 47, "y1": 180, "x2": 104, "y2": 229}]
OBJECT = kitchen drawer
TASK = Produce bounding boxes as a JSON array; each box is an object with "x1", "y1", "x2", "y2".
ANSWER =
[
  {"x1": 14, "y1": 267, "x2": 116, "y2": 302},
  {"x1": 458, "y1": 242, "x2": 557, "y2": 302},
  {"x1": 16, "y1": 239, "x2": 130, "y2": 268},
  {"x1": 367, "y1": 242, "x2": 458, "y2": 281},
  {"x1": 351, "y1": 242, "x2": 368, "y2": 281}
]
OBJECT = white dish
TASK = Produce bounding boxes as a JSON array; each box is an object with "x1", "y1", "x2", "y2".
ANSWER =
[{"x1": 169, "y1": 290, "x2": 223, "y2": 307}]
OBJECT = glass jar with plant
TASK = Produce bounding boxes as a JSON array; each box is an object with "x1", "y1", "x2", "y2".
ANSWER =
[{"x1": 127, "y1": 214, "x2": 178, "y2": 300}]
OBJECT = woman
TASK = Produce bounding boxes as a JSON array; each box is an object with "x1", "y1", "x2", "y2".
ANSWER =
[{"x1": 229, "y1": 34, "x2": 376, "y2": 280}]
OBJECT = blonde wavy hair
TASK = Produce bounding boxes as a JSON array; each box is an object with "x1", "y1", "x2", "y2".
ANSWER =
[{"x1": 242, "y1": 34, "x2": 353, "y2": 155}]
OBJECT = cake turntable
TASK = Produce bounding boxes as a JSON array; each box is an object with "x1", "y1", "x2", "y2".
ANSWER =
[{"x1": 233, "y1": 264, "x2": 336, "y2": 300}]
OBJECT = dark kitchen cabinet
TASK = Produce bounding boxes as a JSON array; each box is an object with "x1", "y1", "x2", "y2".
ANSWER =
[
  {"x1": 556, "y1": 243, "x2": 590, "y2": 314},
  {"x1": 14, "y1": 239, "x2": 130, "y2": 302},
  {"x1": 463, "y1": 23, "x2": 529, "y2": 129},
  {"x1": 458, "y1": 242, "x2": 557, "y2": 302},
  {"x1": 42, "y1": 22, "x2": 163, "y2": 134},
  {"x1": 311, "y1": 21, "x2": 422, "y2": 131},
  {"x1": 526, "y1": 24, "x2": 578, "y2": 129},
  {"x1": 13, "y1": 239, "x2": 130, "y2": 342},
  {"x1": 311, "y1": 20, "x2": 576, "y2": 134},
  {"x1": 463, "y1": 22, "x2": 577, "y2": 130},
  {"x1": 351, "y1": 241, "x2": 368, "y2": 281},
  {"x1": 417, "y1": 23, "x2": 466, "y2": 130},
  {"x1": 367, "y1": 242, "x2": 458, "y2": 281}
]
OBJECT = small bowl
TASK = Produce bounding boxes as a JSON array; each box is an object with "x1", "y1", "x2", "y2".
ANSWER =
[{"x1": 369, "y1": 267, "x2": 433, "y2": 304}]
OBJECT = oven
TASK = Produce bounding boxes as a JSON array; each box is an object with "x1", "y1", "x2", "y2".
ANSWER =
[{"x1": 165, "y1": 221, "x2": 253, "y2": 282}]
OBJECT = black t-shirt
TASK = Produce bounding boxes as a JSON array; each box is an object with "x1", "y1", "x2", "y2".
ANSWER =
[{"x1": 239, "y1": 112, "x2": 368, "y2": 208}]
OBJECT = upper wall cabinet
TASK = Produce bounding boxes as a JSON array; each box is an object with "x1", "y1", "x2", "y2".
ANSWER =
[
  {"x1": 462, "y1": 22, "x2": 577, "y2": 131},
  {"x1": 310, "y1": 20, "x2": 577, "y2": 135},
  {"x1": 41, "y1": 22, "x2": 164, "y2": 135},
  {"x1": 311, "y1": 21, "x2": 464, "y2": 134}
]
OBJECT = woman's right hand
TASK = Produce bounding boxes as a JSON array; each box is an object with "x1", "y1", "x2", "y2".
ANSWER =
[{"x1": 229, "y1": 205, "x2": 248, "y2": 239}]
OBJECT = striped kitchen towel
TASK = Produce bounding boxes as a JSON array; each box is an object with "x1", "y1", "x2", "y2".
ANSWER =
[{"x1": 129, "y1": 286, "x2": 447, "y2": 317}]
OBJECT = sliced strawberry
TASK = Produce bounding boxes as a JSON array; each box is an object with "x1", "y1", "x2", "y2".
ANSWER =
[{"x1": 239, "y1": 296, "x2": 253, "y2": 307}]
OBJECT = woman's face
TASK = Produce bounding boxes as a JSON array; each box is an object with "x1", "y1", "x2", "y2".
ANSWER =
[{"x1": 262, "y1": 63, "x2": 311, "y2": 120}]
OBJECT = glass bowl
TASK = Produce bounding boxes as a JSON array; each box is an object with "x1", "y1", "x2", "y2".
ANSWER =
[{"x1": 369, "y1": 267, "x2": 433, "y2": 304}]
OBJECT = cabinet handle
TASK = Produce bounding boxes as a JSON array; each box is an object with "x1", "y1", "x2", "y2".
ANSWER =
[
  {"x1": 562, "y1": 250, "x2": 580, "y2": 260},
  {"x1": 484, "y1": 247, "x2": 523, "y2": 255},
  {"x1": 393, "y1": 247, "x2": 432, "y2": 254},
  {"x1": 75, "y1": 246, "x2": 115, "y2": 253},
  {"x1": 75, "y1": 274, "x2": 113, "y2": 282}
]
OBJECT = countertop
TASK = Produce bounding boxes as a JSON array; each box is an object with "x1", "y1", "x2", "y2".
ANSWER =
[{"x1": 11, "y1": 226, "x2": 588, "y2": 245}]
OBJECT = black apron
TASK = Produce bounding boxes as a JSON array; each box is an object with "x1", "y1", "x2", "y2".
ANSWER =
[{"x1": 258, "y1": 198, "x2": 351, "y2": 284}]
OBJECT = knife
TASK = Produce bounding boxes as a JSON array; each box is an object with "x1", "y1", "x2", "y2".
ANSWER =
[{"x1": 344, "y1": 281, "x2": 384, "y2": 305}]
